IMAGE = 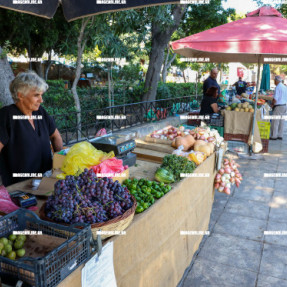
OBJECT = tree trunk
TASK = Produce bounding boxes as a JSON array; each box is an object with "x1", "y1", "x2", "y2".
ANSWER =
[
  {"x1": 183, "y1": 70, "x2": 186, "y2": 83},
  {"x1": 0, "y1": 47, "x2": 14, "y2": 107},
  {"x1": 44, "y1": 52, "x2": 52, "y2": 81},
  {"x1": 71, "y1": 17, "x2": 92, "y2": 141},
  {"x1": 162, "y1": 47, "x2": 176, "y2": 83},
  {"x1": 143, "y1": 5, "x2": 187, "y2": 102},
  {"x1": 31, "y1": 62, "x2": 44, "y2": 78},
  {"x1": 108, "y1": 66, "x2": 112, "y2": 114}
]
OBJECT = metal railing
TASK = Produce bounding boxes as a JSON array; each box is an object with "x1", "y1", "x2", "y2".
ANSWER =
[{"x1": 51, "y1": 96, "x2": 201, "y2": 146}]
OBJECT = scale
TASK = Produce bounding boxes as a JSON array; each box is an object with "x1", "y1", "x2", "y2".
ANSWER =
[
  {"x1": 10, "y1": 190, "x2": 37, "y2": 208},
  {"x1": 90, "y1": 134, "x2": 137, "y2": 167}
]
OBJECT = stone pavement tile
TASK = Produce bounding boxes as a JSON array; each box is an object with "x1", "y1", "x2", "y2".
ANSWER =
[
  {"x1": 233, "y1": 184, "x2": 273, "y2": 203},
  {"x1": 272, "y1": 190, "x2": 287, "y2": 201},
  {"x1": 213, "y1": 212, "x2": 266, "y2": 241},
  {"x1": 257, "y1": 274, "x2": 287, "y2": 287},
  {"x1": 269, "y1": 194, "x2": 287, "y2": 223},
  {"x1": 198, "y1": 233, "x2": 262, "y2": 272},
  {"x1": 208, "y1": 209, "x2": 222, "y2": 230},
  {"x1": 260, "y1": 243, "x2": 287, "y2": 280},
  {"x1": 182, "y1": 258, "x2": 257, "y2": 287},
  {"x1": 264, "y1": 220, "x2": 287, "y2": 247},
  {"x1": 224, "y1": 197, "x2": 269, "y2": 220},
  {"x1": 274, "y1": 179, "x2": 287, "y2": 192}
]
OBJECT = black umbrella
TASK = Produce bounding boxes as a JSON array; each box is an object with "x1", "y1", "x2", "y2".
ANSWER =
[{"x1": 0, "y1": 0, "x2": 180, "y2": 21}]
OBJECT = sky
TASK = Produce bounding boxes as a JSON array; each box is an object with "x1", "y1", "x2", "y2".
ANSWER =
[{"x1": 222, "y1": 0, "x2": 259, "y2": 14}]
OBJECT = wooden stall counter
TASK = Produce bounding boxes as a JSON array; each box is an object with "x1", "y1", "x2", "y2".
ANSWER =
[
  {"x1": 5, "y1": 153, "x2": 216, "y2": 287},
  {"x1": 59, "y1": 153, "x2": 216, "y2": 287}
]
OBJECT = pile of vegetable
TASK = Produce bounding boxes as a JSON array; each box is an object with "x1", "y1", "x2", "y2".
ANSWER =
[
  {"x1": 150, "y1": 126, "x2": 187, "y2": 141},
  {"x1": 189, "y1": 126, "x2": 224, "y2": 148},
  {"x1": 214, "y1": 158, "x2": 243, "y2": 195},
  {"x1": 158, "y1": 155, "x2": 196, "y2": 182},
  {"x1": 123, "y1": 178, "x2": 171, "y2": 213}
]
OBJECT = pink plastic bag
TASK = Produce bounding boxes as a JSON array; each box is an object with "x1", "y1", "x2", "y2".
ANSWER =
[
  {"x1": 95, "y1": 128, "x2": 107, "y2": 137},
  {"x1": 91, "y1": 158, "x2": 128, "y2": 177},
  {"x1": 0, "y1": 185, "x2": 38, "y2": 214}
]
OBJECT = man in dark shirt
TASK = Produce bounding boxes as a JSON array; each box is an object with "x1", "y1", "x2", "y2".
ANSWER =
[
  {"x1": 233, "y1": 77, "x2": 248, "y2": 95},
  {"x1": 0, "y1": 71, "x2": 63, "y2": 186},
  {"x1": 203, "y1": 68, "x2": 221, "y2": 98}
]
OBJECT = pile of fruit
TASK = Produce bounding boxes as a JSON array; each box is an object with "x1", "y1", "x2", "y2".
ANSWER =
[
  {"x1": 123, "y1": 178, "x2": 171, "y2": 213},
  {"x1": 45, "y1": 169, "x2": 134, "y2": 224},
  {"x1": 226, "y1": 102, "x2": 254, "y2": 112},
  {"x1": 214, "y1": 158, "x2": 243, "y2": 195},
  {"x1": 0, "y1": 234, "x2": 26, "y2": 260},
  {"x1": 149, "y1": 126, "x2": 188, "y2": 141}
]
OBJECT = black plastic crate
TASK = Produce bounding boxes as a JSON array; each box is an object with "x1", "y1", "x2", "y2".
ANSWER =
[
  {"x1": 210, "y1": 114, "x2": 224, "y2": 127},
  {"x1": 0, "y1": 209, "x2": 92, "y2": 287}
]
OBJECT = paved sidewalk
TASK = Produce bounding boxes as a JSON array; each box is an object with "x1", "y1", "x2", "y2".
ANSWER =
[{"x1": 178, "y1": 129, "x2": 287, "y2": 287}]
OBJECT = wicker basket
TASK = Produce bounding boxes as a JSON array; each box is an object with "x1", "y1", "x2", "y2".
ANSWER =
[{"x1": 39, "y1": 196, "x2": 137, "y2": 240}]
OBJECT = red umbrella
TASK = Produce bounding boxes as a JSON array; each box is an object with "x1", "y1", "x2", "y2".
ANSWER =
[
  {"x1": 171, "y1": 6, "x2": 287, "y2": 63},
  {"x1": 171, "y1": 6, "x2": 287, "y2": 153}
]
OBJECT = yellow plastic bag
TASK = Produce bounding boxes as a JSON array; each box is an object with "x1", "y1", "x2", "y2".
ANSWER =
[{"x1": 57, "y1": 141, "x2": 114, "y2": 178}]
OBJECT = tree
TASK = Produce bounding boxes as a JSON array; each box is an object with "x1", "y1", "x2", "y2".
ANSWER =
[
  {"x1": 0, "y1": 8, "x2": 78, "y2": 78},
  {"x1": 0, "y1": 47, "x2": 14, "y2": 107},
  {"x1": 161, "y1": 1, "x2": 235, "y2": 83},
  {"x1": 142, "y1": 5, "x2": 187, "y2": 102}
]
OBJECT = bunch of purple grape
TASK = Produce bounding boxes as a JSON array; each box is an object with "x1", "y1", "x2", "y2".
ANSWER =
[{"x1": 45, "y1": 169, "x2": 134, "y2": 224}]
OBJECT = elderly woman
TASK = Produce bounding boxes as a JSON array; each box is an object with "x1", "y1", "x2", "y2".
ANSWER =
[
  {"x1": 200, "y1": 86, "x2": 219, "y2": 116},
  {"x1": 0, "y1": 71, "x2": 63, "y2": 187}
]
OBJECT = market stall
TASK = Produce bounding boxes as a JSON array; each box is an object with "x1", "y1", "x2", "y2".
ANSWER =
[{"x1": 0, "y1": 124, "x2": 240, "y2": 287}]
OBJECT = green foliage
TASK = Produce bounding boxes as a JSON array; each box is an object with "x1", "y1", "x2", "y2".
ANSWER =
[
  {"x1": 0, "y1": 40, "x2": 10, "y2": 59},
  {"x1": 42, "y1": 80, "x2": 202, "y2": 115},
  {"x1": 0, "y1": 8, "x2": 78, "y2": 59}
]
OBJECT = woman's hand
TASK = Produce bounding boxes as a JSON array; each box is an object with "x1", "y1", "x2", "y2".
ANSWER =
[
  {"x1": 0, "y1": 142, "x2": 3, "y2": 153},
  {"x1": 50, "y1": 129, "x2": 63, "y2": 152}
]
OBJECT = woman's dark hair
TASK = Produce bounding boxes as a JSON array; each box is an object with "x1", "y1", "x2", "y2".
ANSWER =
[{"x1": 206, "y1": 86, "x2": 218, "y2": 98}]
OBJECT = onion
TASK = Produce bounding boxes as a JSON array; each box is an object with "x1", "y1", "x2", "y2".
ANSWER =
[
  {"x1": 224, "y1": 187, "x2": 231, "y2": 195},
  {"x1": 235, "y1": 182, "x2": 240, "y2": 188},
  {"x1": 207, "y1": 137, "x2": 215, "y2": 142},
  {"x1": 179, "y1": 126, "x2": 185, "y2": 132},
  {"x1": 163, "y1": 130, "x2": 168, "y2": 135},
  {"x1": 226, "y1": 183, "x2": 231, "y2": 189},
  {"x1": 219, "y1": 169, "x2": 225, "y2": 175},
  {"x1": 224, "y1": 168, "x2": 231, "y2": 174},
  {"x1": 219, "y1": 186, "x2": 224, "y2": 193},
  {"x1": 214, "y1": 183, "x2": 220, "y2": 189},
  {"x1": 231, "y1": 172, "x2": 235, "y2": 177},
  {"x1": 168, "y1": 129, "x2": 173, "y2": 133},
  {"x1": 230, "y1": 178, "x2": 235, "y2": 183},
  {"x1": 199, "y1": 136, "x2": 206, "y2": 140},
  {"x1": 216, "y1": 174, "x2": 222, "y2": 180},
  {"x1": 220, "y1": 182, "x2": 226, "y2": 187}
]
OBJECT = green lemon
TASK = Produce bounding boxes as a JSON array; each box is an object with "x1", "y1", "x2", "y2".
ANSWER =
[
  {"x1": 7, "y1": 251, "x2": 16, "y2": 260},
  {"x1": 16, "y1": 249, "x2": 26, "y2": 258},
  {"x1": 1, "y1": 249, "x2": 7, "y2": 257},
  {"x1": 4, "y1": 244, "x2": 12, "y2": 254},
  {"x1": 17, "y1": 235, "x2": 27, "y2": 242},
  {"x1": 14, "y1": 240, "x2": 24, "y2": 250},
  {"x1": 0, "y1": 238, "x2": 8, "y2": 245},
  {"x1": 0, "y1": 242, "x2": 4, "y2": 250},
  {"x1": 8, "y1": 234, "x2": 17, "y2": 241}
]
